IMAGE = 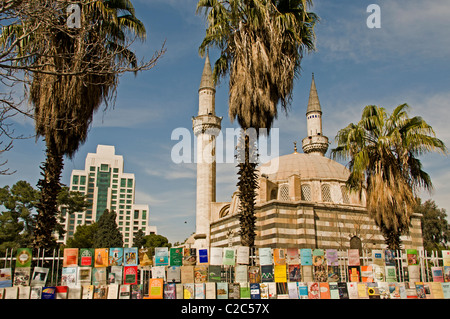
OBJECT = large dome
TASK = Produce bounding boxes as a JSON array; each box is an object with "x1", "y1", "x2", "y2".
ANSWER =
[{"x1": 259, "y1": 152, "x2": 350, "y2": 182}]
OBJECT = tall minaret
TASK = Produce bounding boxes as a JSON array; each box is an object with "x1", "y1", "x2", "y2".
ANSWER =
[
  {"x1": 302, "y1": 74, "x2": 329, "y2": 156},
  {"x1": 192, "y1": 53, "x2": 222, "y2": 248}
]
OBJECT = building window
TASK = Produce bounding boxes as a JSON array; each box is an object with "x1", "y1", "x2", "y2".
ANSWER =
[
  {"x1": 301, "y1": 184, "x2": 312, "y2": 201},
  {"x1": 72, "y1": 175, "x2": 79, "y2": 184},
  {"x1": 341, "y1": 185, "x2": 350, "y2": 204},
  {"x1": 321, "y1": 184, "x2": 332, "y2": 202},
  {"x1": 279, "y1": 184, "x2": 290, "y2": 201}
]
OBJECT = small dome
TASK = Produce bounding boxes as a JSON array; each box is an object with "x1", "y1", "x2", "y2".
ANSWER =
[{"x1": 259, "y1": 152, "x2": 350, "y2": 182}]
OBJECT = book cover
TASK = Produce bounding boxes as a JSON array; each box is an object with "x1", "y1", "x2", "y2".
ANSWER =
[
  {"x1": 138, "y1": 248, "x2": 153, "y2": 267},
  {"x1": 235, "y1": 264, "x2": 248, "y2": 283},
  {"x1": 319, "y1": 282, "x2": 331, "y2": 299},
  {"x1": 312, "y1": 249, "x2": 325, "y2": 266},
  {"x1": 40, "y1": 286, "x2": 56, "y2": 299},
  {"x1": 302, "y1": 265, "x2": 313, "y2": 282},
  {"x1": 4, "y1": 286, "x2": 18, "y2": 299},
  {"x1": 123, "y1": 266, "x2": 138, "y2": 285},
  {"x1": 259, "y1": 282, "x2": 268, "y2": 299},
  {"x1": 250, "y1": 283, "x2": 260, "y2": 299},
  {"x1": 124, "y1": 247, "x2": 138, "y2": 266},
  {"x1": 183, "y1": 248, "x2": 197, "y2": 266},
  {"x1": 118, "y1": 284, "x2": 130, "y2": 299},
  {"x1": 92, "y1": 267, "x2": 107, "y2": 286},
  {"x1": 176, "y1": 283, "x2": 184, "y2": 299},
  {"x1": 408, "y1": 265, "x2": 420, "y2": 282},
  {"x1": 152, "y1": 265, "x2": 167, "y2": 281},
  {"x1": 18, "y1": 286, "x2": 30, "y2": 299},
  {"x1": 131, "y1": 284, "x2": 143, "y2": 299},
  {"x1": 286, "y1": 248, "x2": 299, "y2": 265},
  {"x1": 377, "y1": 282, "x2": 389, "y2": 299},
  {"x1": 93, "y1": 285, "x2": 108, "y2": 299},
  {"x1": 327, "y1": 266, "x2": 340, "y2": 282},
  {"x1": 208, "y1": 265, "x2": 222, "y2": 282},
  {"x1": 367, "y1": 282, "x2": 380, "y2": 299},
  {"x1": 361, "y1": 265, "x2": 374, "y2": 282},
  {"x1": 228, "y1": 283, "x2": 240, "y2": 299},
  {"x1": 337, "y1": 282, "x2": 349, "y2": 299},
  {"x1": 63, "y1": 248, "x2": 79, "y2": 267},
  {"x1": 276, "y1": 282, "x2": 288, "y2": 299},
  {"x1": 357, "y1": 283, "x2": 368, "y2": 299},
  {"x1": 307, "y1": 282, "x2": 320, "y2": 299},
  {"x1": 328, "y1": 282, "x2": 340, "y2": 299},
  {"x1": 164, "y1": 283, "x2": 177, "y2": 299},
  {"x1": 240, "y1": 282, "x2": 251, "y2": 299},
  {"x1": 387, "y1": 282, "x2": 401, "y2": 299},
  {"x1": 261, "y1": 265, "x2": 274, "y2": 282},
  {"x1": 194, "y1": 265, "x2": 208, "y2": 283},
  {"x1": 313, "y1": 265, "x2": 327, "y2": 282},
  {"x1": 31, "y1": 267, "x2": 49, "y2": 287},
  {"x1": 441, "y1": 282, "x2": 450, "y2": 298},
  {"x1": 107, "y1": 284, "x2": 119, "y2": 299},
  {"x1": 385, "y1": 265, "x2": 397, "y2": 282},
  {"x1": 268, "y1": 282, "x2": 277, "y2": 299},
  {"x1": 444, "y1": 265, "x2": 450, "y2": 282},
  {"x1": 15, "y1": 248, "x2": 32, "y2": 268},
  {"x1": 288, "y1": 282, "x2": 298, "y2": 299},
  {"x1": 77, "y1": 266, "x2": 92, "y2": 285},
  {"x1": 273, "y1": 248, "x2": 286, "y2": 266},
  {"x1": 385, "y1": 249, "x2": 396, "y2": 266},
  {"x1": 183, "y1": 283, "x2": 195, "y2": 299},
  {"x1": 430, "y1": 282, "x2": 444, "y2": 299},
  {"x1": 210, "y1": 247, "x2": 223, "y2": 265},
  {"x1": 248, "y1": 266, "x2": 261, "y2": 283},
  {"x1": 181, "y1": 265, "x2": 194, "y2": 283},
  {"x1": 194, "y1": 282, "x2": 206, "y2": 299},
  {"x1": 0, "y1": 268, "x2": 12, "y2": 288},
  {"x1": 94, "y1": 248, "x2": 109, "y2": 267},
  {"x1": 347, "y1": 282, "x2": 358, "y2": 299},
  {"x1": 79, "y1": 248, "x2": 94, "y2": 267},
  {"x1": 198, "y1": 248, "x2": 209, "y2": 264},
  {"x1": 222, "y1": 247, "x2": 236, "y2": 266},
  {"x1": 30, "y1": 286, "x2": 42, "y2": 299},
  {"x1": 205, "y1": 282, "x2": 216, "y2": 299},
  {"x1": 297, "y1": 282, "x2": 308, "y2": 299},
  {"x1": 109, "y1": 265, "x2": 123, "y2": 284},
  {"x1": 167, "y1": 266, "x2": 181, "y2": 283},
  {"x1": 216, "y1": 282, "x2": 228, "y2": 299},
  {"x1": 236, "y1": 246, "x2": 249, "y2": 265},
  {"x1": 155, "y1": 247, "x2": 169, "y2": 266},
  {"x1": 55, "y1": 286, "x2": 68, "y2": 299},
  {"x1": 300, "y1": 249, "x2": 312, "y2": 265},
  {"x1": 259, "y1": 247, "x2": 272, "y2": 266},
  {"x1": 170, "y1": 247, "x2": 183, "y2": 266},
  {"x1": 431, "y1": 266, "x2": 444, "y2": 282},
  {"x1": 372, "y1": 250, "x2": 384, "y2": 266},
  {"x1": 81, "y1": 284, "x2": 94, "y2": 299},
  {"x1": 13, "y1": 267, "x2": 31, "y2": 286},
  {"x1": 348, "y1": 265, "x2": 360, "y2": 282},
  {"x1": 288, "y1": 264, "x2": 301, "y2": 282},
  {"x1": 406, "y1": 249, "x2": 419, "y2": 265},
  {"x1": 347, "y1": 249, "x2": 360, "y2": 266},
  {"x1": 149, "y1": 278, "x2": 164, "y2": 299},
  {"x1": 109, "y1": 247, "x2": 124, "y2": 266},
  {"x1": 61, "y1": 267, "x2": 78, "y2": 287},
  {"x1": 415, "y1": 282, "x2": 426, "y2": 298},
  {"x1": 325, "y1": 249, "x2": 339, "y2": 266},
  {"x1": 274, "y1": 264, "x2": 287, "y2": 283}
]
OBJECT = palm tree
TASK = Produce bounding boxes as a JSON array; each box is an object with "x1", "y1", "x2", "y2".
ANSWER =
[
  {"x1": 0, "y1": 0, "x2": 151, "y2": 249},
  {"x1": 197, "y1": 0, "x2": 318, "y2": 247},
  {"x1": 332, "y1": 104, "x2": 447, "y2": 249}
]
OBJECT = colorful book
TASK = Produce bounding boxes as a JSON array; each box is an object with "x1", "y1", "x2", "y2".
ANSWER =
[
  {"x1": 300, "y1": 249, "x2": 312, "y2": 265},
  {"x1": 15, "y1": 248, "x2": 32, "y2": 268},
  {"x1": 250, "y1": 283, "x2": 260, "y2": 299},
  {"x1": 183, "y1": 248, "x2": 197, "y2": 266},
  {"x1": 183, "y1": 283, "x2": 195, "y2": 299},
  {"x1": 155, "y1": 247, "x2": 169, "y2": 266},
  {"x1": 13, "y1": 267, "x2": 31, "y2": 286},
  {"x1": 164, "y1": 283, "x2": 177, "y2": 299},
  {"x1": 63, "y1": 248, "x2": 79, "y2": 267},
  {"x1": 170, "y1": 247, "x2": 183, "y2": 266},
  {"x1": 198, "y1": 248, "x2": 209, "y2": 264},
  {"x1": 79, "y1": 248, "x2": 94, "y2": 266},
  {"x1": 138, "y1": 248, "x2": 153, "y2": 266},
  {"x1": 261, "y1": 265, "x2": 274, "y2": 282},
  {"x1": 109, "y1": 247, "x2": 124, "y2": 266},
  {"x1": 31, "y1": 267, "x2": 49, "y2": 287},
  {"x1": 94, "y1": 248, "x2": 109, "y2": 267},
  {"x1": 123, "y1": 266, "x2": 138, "y2": 285},
  {"x1": 217, "y1": 282, "x2": 228, "y2": 299},
  {"x1": 41, "y1": 286, "x2": 56, "y2": 299},
  {"x1": 61, "y1": 267, "x2": 78, "y2": 287},
  {"x1": 148, "y1": 278, "x2": 164, "y2": 299},
  {"x1": 124, "y1": 247, "x2": 138, "y2": 266},
  {"x1": 0, "y1": 268, "x2": 12, "y2": 288}
]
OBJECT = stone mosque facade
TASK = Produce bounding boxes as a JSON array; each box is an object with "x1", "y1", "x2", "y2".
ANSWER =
[{"x1": 188, "y1": 55, "x2": 424, "y2": 250}]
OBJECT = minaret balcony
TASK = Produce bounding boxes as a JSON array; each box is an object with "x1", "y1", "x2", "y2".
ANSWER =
[{"x1": 192, "y1": 114, "x2": 222, "y2": 136}]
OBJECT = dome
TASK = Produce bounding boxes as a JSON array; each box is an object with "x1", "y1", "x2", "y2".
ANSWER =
[{"x1": 259, "y1": 152, "x2": 350, "y2": 182}]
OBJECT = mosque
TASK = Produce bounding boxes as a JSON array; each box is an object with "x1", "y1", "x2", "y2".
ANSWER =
[{"x1": 187, "y1": 55, "x2": 424, "y2": 251}]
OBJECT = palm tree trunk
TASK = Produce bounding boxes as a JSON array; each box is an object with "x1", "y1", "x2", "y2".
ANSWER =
[
  {"x1": 380, "y1": 223, "x2": 403, "y2": 250},
  {"x1": 33, "y1": 141, "x2": 63, "y2": 249},
  {"x1": 237, "y1": 134, "x2": 258, "y2": 247}
]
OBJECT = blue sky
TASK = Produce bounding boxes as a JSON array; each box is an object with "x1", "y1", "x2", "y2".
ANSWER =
[{"x1": 2, "y1": 0, "x2": 450, "y2": 244}]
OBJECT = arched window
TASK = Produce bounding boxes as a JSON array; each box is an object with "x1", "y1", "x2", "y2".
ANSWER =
[
  {"x1": 301, "y1": 184, "x2": 312, "y2": 201},
  {"x1": 270, "y1": 188, "x2": 278, "y2": 200},
  {"x1": 321, "y1": 184, "x2": 332, "y2": 202},
  {"x1": 279, "y1": 184, "x2": 290, "y2": 201},
  {"x1": 341, "y1": 185, "x2": 349, "y2": 204}
]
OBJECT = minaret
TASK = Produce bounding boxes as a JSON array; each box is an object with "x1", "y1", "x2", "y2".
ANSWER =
[
  {"x1": 302, "y1": 74, "x2": 329, "y2": 156},
  {"x1": 192, "y1": 53, "x2": 222, "y2": 248}
]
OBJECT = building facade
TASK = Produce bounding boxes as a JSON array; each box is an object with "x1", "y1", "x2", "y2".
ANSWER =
[
  {"x1": 189, "y1": 59, "x2": 424, "y2": 250},
  {"x1": 59, "y1": 145, "x2": 157, "y2": 247}
]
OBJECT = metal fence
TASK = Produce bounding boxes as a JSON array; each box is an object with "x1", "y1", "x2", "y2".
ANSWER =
[{"x1": 1, "y1": 248, "x2": 447, "y2": 286}]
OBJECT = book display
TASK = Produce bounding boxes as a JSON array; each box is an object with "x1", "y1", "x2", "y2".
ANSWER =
[{"x1": 1, "y1": 246, "x2": 450, "y2": 300}]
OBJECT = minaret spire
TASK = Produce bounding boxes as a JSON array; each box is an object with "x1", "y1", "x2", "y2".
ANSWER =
[{"x1": 302, "y1": 73, "x2": 329, "y2": 156}]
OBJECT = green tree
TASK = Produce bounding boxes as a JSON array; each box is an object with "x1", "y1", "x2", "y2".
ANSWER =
[
  {"x1": 0, "y1": 180, "x2": 39, "y2": 249},
  {"x1": 133, "y1": 229, "x2": 146, "y2": 248},
  {"x1": 0, "y1": 0, "x2": 163, "y2": 249},
  {"x1": 93, "y1": 209, "x2": 123, "y2": 248},
  {"x1": 142, "y1": 233, "x2": 171, "y2": 255},
  {"x1": 197, "y1": 0, "x2": 318, "y2": 247},
  {"x1": 332, "y1": 104, "x2": 447, "y2": 249},
  {"x1": 416, "y1": 199, "x2": 449, "y2": 252},
  {"x1": 66, "y1": 223, "x2": 99, "y2": 249}
]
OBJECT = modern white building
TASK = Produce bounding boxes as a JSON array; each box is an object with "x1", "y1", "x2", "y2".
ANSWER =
[{"x1": 59, "y1": 145, "x2": 157, "y2": 247}]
